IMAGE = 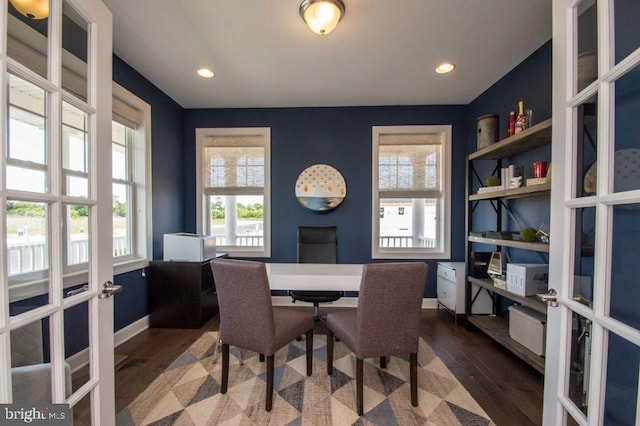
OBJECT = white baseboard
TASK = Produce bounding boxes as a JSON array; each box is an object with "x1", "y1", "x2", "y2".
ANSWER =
[
  {"x1": 67, "y1": 315, "x2": 150, "y2": 373},
  {"x1": 272, "y1": 296, "x2": 438, "y2": 310}
]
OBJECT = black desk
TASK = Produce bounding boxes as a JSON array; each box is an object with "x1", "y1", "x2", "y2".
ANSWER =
[{"x1": 149, "y1": 253, "x2": 226, "y2": 328}]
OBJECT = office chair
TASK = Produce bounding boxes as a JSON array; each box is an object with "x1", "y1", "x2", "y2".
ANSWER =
[
  {"x1": 326, "y1": 262, "x2": 428, "y2": 416},
  {"x1": 211, "y1": 258, "x2": 314, "y2": 412},
  {"x1": 290, "y1": 226, "x2": 343, "y2": 320}
]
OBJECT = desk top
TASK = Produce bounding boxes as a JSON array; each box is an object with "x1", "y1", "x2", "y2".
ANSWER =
[{"x1": 265, "y1": 263, "x2": 363, "y2": 291}]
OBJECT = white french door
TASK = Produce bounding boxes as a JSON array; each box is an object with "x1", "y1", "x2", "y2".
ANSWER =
[
  {"x1": 545, "y1": 0, "x2": 640, "y2": 424},
  {"x1": 0, "y1": 0, "x2": 114, "y2": 424}
]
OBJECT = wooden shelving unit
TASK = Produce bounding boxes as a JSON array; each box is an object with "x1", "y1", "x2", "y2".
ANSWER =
[
  {"x1": 467, "y1": 315, "x2": 545, "y2": 374},
  {"x1": 468, "y1": 118, "x2": 552, "y2": 161},
  {"x1": 465, "y1": 117, "x2": 552, "y2": 374},
  {"x1": 467, "y1": 236, "x2": 550, "y2": 253}
]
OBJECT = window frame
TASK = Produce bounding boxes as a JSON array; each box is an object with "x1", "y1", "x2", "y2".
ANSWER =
[
  {"x1": 371, "y1": 125, "x2": 452, "y2": 259},
  {"x1": 195, "y1": 127, "x2": 271, "y2": 258}
]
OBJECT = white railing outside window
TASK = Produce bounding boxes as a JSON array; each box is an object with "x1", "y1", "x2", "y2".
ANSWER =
[{"x1": 8, "y1": 236, "x2": 129, "y2": 276}]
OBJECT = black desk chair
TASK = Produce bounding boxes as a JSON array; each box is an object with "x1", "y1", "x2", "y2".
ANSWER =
[{"x1": 290, "y1": 226, "x2": 343, "y2": 320}]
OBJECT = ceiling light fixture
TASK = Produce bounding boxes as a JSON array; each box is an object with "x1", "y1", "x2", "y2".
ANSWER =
[
  {"x1": 196, "y1": 67, "x2": 215, "y2": 79},
  {"x1": 299, "y1": 0, "x2": 345, "y2": 36},
  {"x1": 435, "y1": 63, "x2": 455, "y2": 74},
  {"x1": 9, "y1": 0, "x2": 49, "y2": 20}
]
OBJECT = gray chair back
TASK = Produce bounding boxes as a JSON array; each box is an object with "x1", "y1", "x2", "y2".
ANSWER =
[
  {"x1": 356, "y1": 262, "x2": 428, "y2": 358},
  {"x1": 211, "y1": 259, "x2": 275, "y2": 354},
  {"x1": 297, "y1": 226, "x2": 337, "y2": 263}
]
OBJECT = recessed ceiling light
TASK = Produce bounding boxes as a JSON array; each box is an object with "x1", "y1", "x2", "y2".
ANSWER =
[
  {"x1": 435, "y1": 63, "x2": 455, "y2": 74},
  {"x1": 196, "y1": 67, "x2": 215, "y2": 78}
]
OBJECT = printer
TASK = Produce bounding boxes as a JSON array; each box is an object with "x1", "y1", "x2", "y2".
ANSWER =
[{"x1": 163, "y1": 233, "x2": 217, "y2": 261}]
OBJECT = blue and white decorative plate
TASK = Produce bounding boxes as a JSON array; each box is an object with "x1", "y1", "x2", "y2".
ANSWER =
[{"x1": 295, "y1": 164, "x2": 346, "y2": 212}]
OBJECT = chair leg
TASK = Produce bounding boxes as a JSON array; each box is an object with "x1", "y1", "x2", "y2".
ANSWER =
[
  {"x1": 221, "y1": 344, "x2": 229, "y2": 394},
  {"x1": 259, "y1": 353, "x2": 265, "y2": 362},
  {"x1": 326, "y1": 329, "x2": 334, "y2": 375},
  {"x1": 313, "y1": 303, "x2": 320, "y2": 321},
  {"x1": 266, "y1": 355, "x2": 274, "y2": 411},
  {"x1": 305, "y1": 329, "x2": 313, "y2": 376},
  {"x1": 410, "y1": 352, "x2": 418, "y2": 407},
  {"x1": 356, "y1": 358, "x2": 364, "y2": 416},
  {"x1": 380, "y1": 356, "x2": 387, "y2": 369}
]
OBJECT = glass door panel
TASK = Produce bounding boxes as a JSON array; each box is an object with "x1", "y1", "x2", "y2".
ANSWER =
[
  {"x1": 572, "y1": 207, "x2": 595, "y2": 306},
  {"x1": 610, "y1": 203, "x2": 640, "y2": 328},
  {"x1": 10, "y1": 317, "x2": 53, "y2": 403},
  {"x1": 612, "y1": 67, "x2": 640, "y2": 194},
  {"x1": 603, "y1": 332, "x2": 639, "y2": 424},
  {"x1": 613, "y1": 0, "x2": 640, "y2": 65},
  {"x1": 7, "y1": 0, "x2": 50, "y2": 78},
  {"x1": 61, "y1": 0, "x2": 88, "y2": 100},
  {"x1": 577, "y1": 0, "x2": 598, "y2": 94},
  {"x1": 577, "y1": 96, "x2": 598, "y2": 197},
  {"x1": 568, "y1": 312, "x2": 592, "y2": 418}
]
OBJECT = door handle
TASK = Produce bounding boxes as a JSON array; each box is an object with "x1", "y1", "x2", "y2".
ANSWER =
[
  {"x1": 99, "y1": 280, "x2": 123, "y2": 299},
  {"x1": 537, "y1": 288, "x2": 558, "y2": 307}
]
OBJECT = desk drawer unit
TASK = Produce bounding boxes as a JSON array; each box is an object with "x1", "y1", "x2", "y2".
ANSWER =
[{"x1": 437, "y1": 262, "x2": 492, "y2": 315}]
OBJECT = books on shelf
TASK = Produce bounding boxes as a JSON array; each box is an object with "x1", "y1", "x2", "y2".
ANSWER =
[{"x1": 476, "y1": 164, "x2": 524, "y2": 194}]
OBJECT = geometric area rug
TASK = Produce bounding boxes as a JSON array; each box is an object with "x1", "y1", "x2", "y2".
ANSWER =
[{"x1": 116, "y1": 331, "x2": 495, "y2": 425}]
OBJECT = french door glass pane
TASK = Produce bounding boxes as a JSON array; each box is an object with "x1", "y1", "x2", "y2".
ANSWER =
[
  {"x1": 113, "y1": 183, "x2": 130, "y2": 256},
  {"x1": 6, "y1": 200, "x2": 49, "y2": 284},
  {"x1": 7, "y1": 74, "x2": 49, "y2": 192},
  {"x1": 63, "y1": 102, "x2": 89, "y2": 197},
  {"x1": 7, "y1": 1, "x2": 49, "y2": 79},
  {"x1": 603, "y1": 332, "x2": 639, "y2": 425},
  {"x1": 613, "y1": 0, "x2": 640, "y2": 65},
  {"x1": 610, "y1": 203, "x2": 640, "y2": 328},
  {"x1": 576, "y1": 0, "x2": 598, "y2": 94},
  {"x1": 10, "y1": 317, "x2": 52, "y2": 403},
  {"x1": 577, "y1": 96, "x2": 598, "y2": 197},
  {"x1": 62, "y1": 0, "x2": 88, "y2": 100},
  {"x1": 207, "y1": 195, "x2": 264, "y2": 247},
  {"x1": 613, "y1": 67, "x2": 640, "y2": 193},
  {"x1": 572, "y1": 207, "x2": 595, "y2": 306},
  {"x1": 379, "y1": 198, "x2": 437, "y2": 248},
  {"x1": 66, "y1": 204, "x2": 89, "y2": 266},
  {"x1": 64, "y1": 301, "x2": 90, "y2": 393},
  {"x1": 568, "y1": 312, "x2": 592, "y2": 417}
]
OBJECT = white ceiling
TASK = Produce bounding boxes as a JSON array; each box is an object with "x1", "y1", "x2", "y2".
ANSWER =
[{"x1": 101, "y1": 0, "x2": 552, "y2": 109}]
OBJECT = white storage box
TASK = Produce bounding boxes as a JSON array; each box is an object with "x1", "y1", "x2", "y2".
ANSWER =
[
  {"x1": 163, "y1": 233, "x2": 217, "y2": 261},
  {"x1": 506, "y1": 263, "x2": 548, "y2": 296},
  {"x1": 509, "y1": 305, "x2": 546, "y2": 356}
]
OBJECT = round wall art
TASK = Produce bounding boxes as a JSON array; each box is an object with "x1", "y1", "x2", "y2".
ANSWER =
[{"x1": 295, "y1": 164, "x2": 346, "y2": 212}]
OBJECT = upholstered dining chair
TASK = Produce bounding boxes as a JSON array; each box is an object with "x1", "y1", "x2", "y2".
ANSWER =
[
  {"x1": 290, "y1": 226, "x2": 343, "y2": 320},
  {"x1": 325, "y1": 262, "x2": 428, "y2": 416},
  {"x1": 211, "y1": 258, "x2": 314, "y2": 412}
]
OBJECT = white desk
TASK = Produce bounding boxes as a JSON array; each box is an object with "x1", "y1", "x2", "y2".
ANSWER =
[{"x1": 265, "y1": 263, "x2": 363, "y2": 291}]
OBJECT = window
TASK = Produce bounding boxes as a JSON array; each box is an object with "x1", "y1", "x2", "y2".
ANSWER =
[
  {"x1": 196, "y1": 128, "x2": 271, "y2": 258},
  {"x1": 110, "y1": 84, "x2": 152, "y2": 273},
  {"x1": 372, "y1": 125, "x2": 451, "y2": 259}
]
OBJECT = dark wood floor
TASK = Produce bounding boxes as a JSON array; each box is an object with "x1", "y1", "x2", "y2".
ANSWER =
[{"x1": 106, "y1": 308, "x2": 543, "y2": 425}]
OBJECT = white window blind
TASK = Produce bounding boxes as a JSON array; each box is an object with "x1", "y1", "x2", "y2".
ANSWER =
[
  {"x1": 378, "y1": 133, "x2": 442, "y2": 198},
  {"x1": 203, "y1": 135, "x2": 265, "y2": 196}
]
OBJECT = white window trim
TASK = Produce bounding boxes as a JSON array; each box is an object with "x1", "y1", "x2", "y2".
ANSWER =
[
  {"x1": 371, "y1": 125, "x2": 451, "y2": 259},
  {"x1": 112, "y1": 83, "x2": 152, "y2": 273},
  {"x1": 195, "y1": 127, "x2": 271, "y2": 258}
]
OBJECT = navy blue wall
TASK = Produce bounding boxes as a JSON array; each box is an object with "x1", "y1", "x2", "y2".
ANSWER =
[
  {"x1": 111, "y1": 56, "x2": 184, "y2": 330},
  {"x1": 183, "y1": 105, "x2": 469, "y2": 296}
]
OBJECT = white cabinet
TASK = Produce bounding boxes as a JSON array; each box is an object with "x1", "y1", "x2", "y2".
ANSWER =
[{"x1": 437, "y1": 262, "x2": 492, "y2": 315}]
